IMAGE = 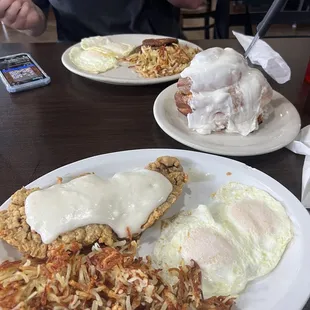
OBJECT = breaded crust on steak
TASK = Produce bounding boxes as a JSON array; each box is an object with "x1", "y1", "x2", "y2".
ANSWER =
[{"x1": 0, "y1": 156, "x2": 187, "y2": 258}]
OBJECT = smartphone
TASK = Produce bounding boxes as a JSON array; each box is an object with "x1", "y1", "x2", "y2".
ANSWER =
[{"x1": 0, "y1": 53, "x2": 51, "y2": 93}]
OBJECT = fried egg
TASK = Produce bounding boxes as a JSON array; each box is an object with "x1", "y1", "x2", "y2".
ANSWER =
[
  {"x1": 81, "y1": 36, "x2": 134, "y2": 58},
  {"x1": 69, "y1": 46, "x2": 117, "y2": 73},
  {"x1": 153, "y1": 182, "x2": 293, "y2": 298},
  {"x1": 214, "y1": 182, "x2": 293, "y2": 279},
  {"x1": 154, "y1": 206, "x2": 248, "y2": 297}
]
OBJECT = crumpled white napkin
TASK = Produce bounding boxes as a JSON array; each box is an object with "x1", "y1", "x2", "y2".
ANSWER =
[
  {"x1": 286, "y1": 126, "x2": 310, "y2": 208},
  {"x1": 232, "y1": 31, "x2": 291, "y2": 84}
]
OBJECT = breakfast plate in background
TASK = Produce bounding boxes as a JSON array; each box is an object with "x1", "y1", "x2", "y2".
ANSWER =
[
  {"x1": 153, "y1": 83, "x2": 301, "y2": 156},
  {"x1": 1, "y1": 149, "x2": 310, "y2": 310},
  {"x1": 61, "y1": 34, "x2": 202, "y2": 85}
]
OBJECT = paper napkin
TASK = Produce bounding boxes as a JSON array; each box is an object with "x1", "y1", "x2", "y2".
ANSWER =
[
  {"x1": 286, "y1": 126, "x2": 310, "y2": 208},
  {"x1": 232, "y1": 31, "x2": 291, "y2": 84}
]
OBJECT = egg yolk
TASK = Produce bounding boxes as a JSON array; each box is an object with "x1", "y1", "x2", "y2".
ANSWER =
[
  {"x1": 181, "y1": 227, "x2": 235, "y2": 266},
  {"x1": 229, "y1": 199, "x2": 277, "y2": 235}
]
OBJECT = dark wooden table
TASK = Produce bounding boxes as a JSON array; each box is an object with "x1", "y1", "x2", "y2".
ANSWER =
[{"x1": 0, "y1": 38, "x2": 310, "y2": 308}]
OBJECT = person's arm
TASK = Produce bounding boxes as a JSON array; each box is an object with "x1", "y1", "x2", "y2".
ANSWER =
[
  {"x1": 167, "y1": 0, "x2": 204, "y2": 9},
  {"x1": 0, "y1": 0, "x2": 48, "y2": 37}
]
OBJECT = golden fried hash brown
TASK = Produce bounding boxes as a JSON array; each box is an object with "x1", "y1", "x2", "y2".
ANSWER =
[
  {"x1": 125, "y1": 44, "x2": 199, "y2": 78},
  {"x1": 200, "y1": 296, "x2": 236, "y2": 310},
  {"x1": 0, "y1": 242, "x2": 201, "y2": 309},
  {"x1": 0, "y1": 241, "x2": 235, "y2": 310},
  {"x1": 0, "y1": 156, "x2": 187, "y2": 259}
]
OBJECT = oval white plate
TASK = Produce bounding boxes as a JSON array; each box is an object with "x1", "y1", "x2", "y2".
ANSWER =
[
  {"x1": 0, "y1": 149, "x2": 310, "y2": 310},
  {"x1": 61, "y1": 34, "x2": 202, "y2": 85},
  {"x1": 153, "y1": 84, "x2": 301, "y2": 156}
]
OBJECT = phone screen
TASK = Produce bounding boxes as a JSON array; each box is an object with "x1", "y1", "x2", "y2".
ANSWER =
[{"x1": 0, "y1": 54, "x2": 45, "y2": 86}]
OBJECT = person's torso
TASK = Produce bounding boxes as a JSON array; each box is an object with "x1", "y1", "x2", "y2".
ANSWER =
[{"x1": 48, "y1": 0, "x2": 183, "y2": 41}]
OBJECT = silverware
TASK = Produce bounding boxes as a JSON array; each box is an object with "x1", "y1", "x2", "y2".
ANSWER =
[{"x1": 244, "y1": 0, "x2": 287, "y2": 58}]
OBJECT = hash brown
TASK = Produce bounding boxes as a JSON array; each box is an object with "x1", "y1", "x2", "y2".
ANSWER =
[{"x1": 0, "y1": 241, "x2": 235, "y2": 310}]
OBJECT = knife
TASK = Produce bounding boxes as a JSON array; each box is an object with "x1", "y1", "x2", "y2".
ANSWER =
[{"x1": 244, "y1": 0, "x2": 288, "y2": 59}]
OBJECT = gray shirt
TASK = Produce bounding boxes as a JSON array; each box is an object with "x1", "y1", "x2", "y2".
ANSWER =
[{"x1": 34, "y1": 0, "x2": 184, "y2": 42}]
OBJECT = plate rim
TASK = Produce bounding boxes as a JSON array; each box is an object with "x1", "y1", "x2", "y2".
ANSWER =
[
  {"x1": 1, "y1": 148, "x2": 310, "y2": 310},
  {"x1": 153, "y1": 83, "x2": 301, "y2": 156},
  {"x1": 61, "y1": 34, "x2": 202, "y2": 85}
]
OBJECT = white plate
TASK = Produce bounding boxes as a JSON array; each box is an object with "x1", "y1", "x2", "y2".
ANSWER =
[
  {"x1": 61, "y1": 34, "x2": 202, "y2": 85},
  {"x1": 1, "y1": 149, "x2": 310, "y2": 310},
  {"x1": 153, "y1": 84, "x2": 301, "y2": 156}
]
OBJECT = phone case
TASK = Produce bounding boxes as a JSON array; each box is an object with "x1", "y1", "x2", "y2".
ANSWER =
[{"x1": 0, "y1": 53, "x2": 51, "y2": 93}]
